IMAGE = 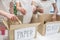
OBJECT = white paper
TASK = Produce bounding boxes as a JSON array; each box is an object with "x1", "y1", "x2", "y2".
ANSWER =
[
  {"x1": 46, "y1": 22, "x2": 59, "y2": 35},
  {"x1": 14, "y1": 27, "x2": 36, "y2": 40}
]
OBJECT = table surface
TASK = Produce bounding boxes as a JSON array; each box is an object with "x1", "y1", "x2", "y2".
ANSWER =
[
  {"x1": 36, "y1": 32, "x2": 60, "y2": 40},
  {"x1": 0, "y1": 32, "x2": 60, "y2": 40}
]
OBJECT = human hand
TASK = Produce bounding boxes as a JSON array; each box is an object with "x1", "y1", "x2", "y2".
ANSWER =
[
  {"x1": 20, "y1": 7, "x2": 26, "y2": 15},
  {"x1": 37, "y1": 7, "x2": 44, "y2": 13},
  {"x1": 32, "y1": 5, "x2": 37, "y2": 13},
  {"x1": 7, "y1": 14, "x2": 17, "y2": 21}
]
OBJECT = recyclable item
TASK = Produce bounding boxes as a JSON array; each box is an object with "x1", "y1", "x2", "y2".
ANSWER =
[
  {"x1": 31, "y1": 14, "x2": 39, "y2": 23},
  {"x1": 3, "y1": 19, "x2": 40, "y2": 40},
  {"x1": 38, "y1": 13, "x2": 53, "y2": 23},
  {"x1": 38, "y1": 21, "x2": 60, "y2": 36}
]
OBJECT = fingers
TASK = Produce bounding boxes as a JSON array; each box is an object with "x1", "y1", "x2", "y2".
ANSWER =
[
  {"x1": 8, "y1": 14, "x2": 17, "y2": 21},
  {"x1": 21, "y1": 9, "x2": 26, "y2": 15},
  {"x1": 10, "y1": 16, "x2": 17, "y2": 21},
  {"x1": 20, "y1": 8, "x2": 26, "y2": 15}
]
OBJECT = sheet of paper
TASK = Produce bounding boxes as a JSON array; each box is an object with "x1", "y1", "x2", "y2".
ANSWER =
[
  {"x1": 46, "y1": 22, "x2": 59, "y2": 35},
  {"x1": 14, "y1": 27, "x2": 36, "y2": 40}
]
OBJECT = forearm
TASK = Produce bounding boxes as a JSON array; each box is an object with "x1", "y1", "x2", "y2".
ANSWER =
[
  {"x1": 16, "y1": 2, "x2": 21, "y2": 12},
  {"x1": 54, "y1": 7, "x2": 58, "y2": 15},
  {"x1": 0, "y1": 10, "x2": 9, "y2": 17},
  {"x1": 9, "y1": 7, "x2": 14, "y2": 14},
  {"x1": 9, "y1": 2, "x2": 14, "y2": 14},
  {"x1": 16, "y1": 6, "x2": 22, "y2": 12},
  {"x1": 53, "y1": 3, "x2": 58, "y2": 15}
]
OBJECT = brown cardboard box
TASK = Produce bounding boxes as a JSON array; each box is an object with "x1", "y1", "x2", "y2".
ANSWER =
[
  {"x1": 37, "y1": 14, "x2": 60, "y2": 36},
  {"x1": 38, "y1": 14, "x2": 53, "y2": 23},
  {"x1": 31, "y1": 14, "x2": 39, "y2": 23},
  {"x1": 38, "y1": 21, "x2": 60, "y2": 36},
  {"x1": 56, "y1": 15, "x2": 60, "y2": 32},
  {"x1": 31, "y1": 13, "x2": 53, "y2": 23},
  {"x1": 17, "y1": 15, "x2": 23, "y2": 23},
  {"x1": 3, "y1": 20, "x2": 40, "y2": 40},
  {"x1": 38, "y1": 14, "x2": 52, "y2": 35},
  {"x1": 57, "y1": 15, "x2": 60, "y2": 21},
  {"x1": 31, "y1": 13, "x2": 53, "y2": 36}
]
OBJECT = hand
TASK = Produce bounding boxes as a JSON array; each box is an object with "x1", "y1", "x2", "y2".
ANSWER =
[
  {"x1": 52, "y1": 15, "x2": 56, "y2": 21},
  {"x1": 37, "y1": 7, "x2": 44, "y2": 13},
  {"x1": 20, "y1": 7, "x2": 26, "y2": 15},
  {"x1": 32, "y1": 5, "x2": 37, "y2": 13},
  {"x1": 39, "y1": 8, "x2": 43, "y2": 13},
  {"x1": 7, "y1": 14, "x2": 17, "y2": 21}
]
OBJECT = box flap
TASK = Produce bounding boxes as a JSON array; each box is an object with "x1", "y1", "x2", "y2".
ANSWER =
[{"x1": 10, "y1": 23, "x2": 40, "y2": 30}]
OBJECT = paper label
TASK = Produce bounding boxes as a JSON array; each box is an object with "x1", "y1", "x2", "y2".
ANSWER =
[
  {"x1": 14, "y1": 27, "x2": 36, "y2": 40},
  {"x1": 46, "y1": 22, "x2": 59, "y2": 35}
]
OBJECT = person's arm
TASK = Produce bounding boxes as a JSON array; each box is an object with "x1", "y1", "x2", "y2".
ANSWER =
[
  {"x1": 32, "y1": 1, "x2": 43, "y2": 13},
  {"x1": 52, "y1": 3, "x2": 58, "y2": 15},
  {"x1": 52, "y1": 3, "x2": 58, "y2": 21},
  {"x1": 0, "y1": 10, "x2": 17, "y2": 21},
  {"x1": 9, "y1": 1, "x2": 14, "y2": 14},
  {"x1": 37, "y1": 7, "x2": 44, "y2": 13},
  {"x1": 31, "y1": 1, "x2": 37, "y2": 14},
  {"x1": 16, "y1": 2, "x2": 26, "y2": 15},
  {"x1": 0, "y1": 10, "x2": 9, "y2": 17}
]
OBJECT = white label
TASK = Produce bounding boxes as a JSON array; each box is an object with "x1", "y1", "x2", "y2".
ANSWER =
[
  {"x1": 46, "y1": 22, "x2": 59, "y2": 35},
  {"x1": 14, "y1": 27, "x2": 36, "y2": 40}
]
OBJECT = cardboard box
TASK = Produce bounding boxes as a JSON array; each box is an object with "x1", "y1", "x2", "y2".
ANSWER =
[
  {"x1": 3, "y1": 20, "x2": 40, "y2": 40},
  {"x1": 38, "y1": 21, "x2": 60, "y2": 36},
  {"x1": 56, "y1": 15, "x2": 60, "y2": 32},
  {"x1": 17, "y1": 13, "x2": 32, "y2": 24},
  {"x1": 17, "y1": 15, "x2": 23, "y2": 23},
  {"x1": 37, "y1": 14, "x2": 60, "y2": 36},
  {"x1": 31, "y1": 13, "x2": 53, "y2": 23},
  {"x1": 57, "y1": 15, "x2": 60, "y2": 21},
  {"x1": 31, "y1": 14, "x2": 39, "y2": 23},
  {"x1": 38, "y1": 14, "x2": 53, "y2": 23}
]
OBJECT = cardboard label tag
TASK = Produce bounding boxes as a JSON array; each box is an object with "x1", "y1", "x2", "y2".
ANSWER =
[
  {"x1": 46, "y1": 22, "x2": 59, "y2": 35},
  {"x1": 14, "y1": 27, "x2": 36, "y2": 40}
]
